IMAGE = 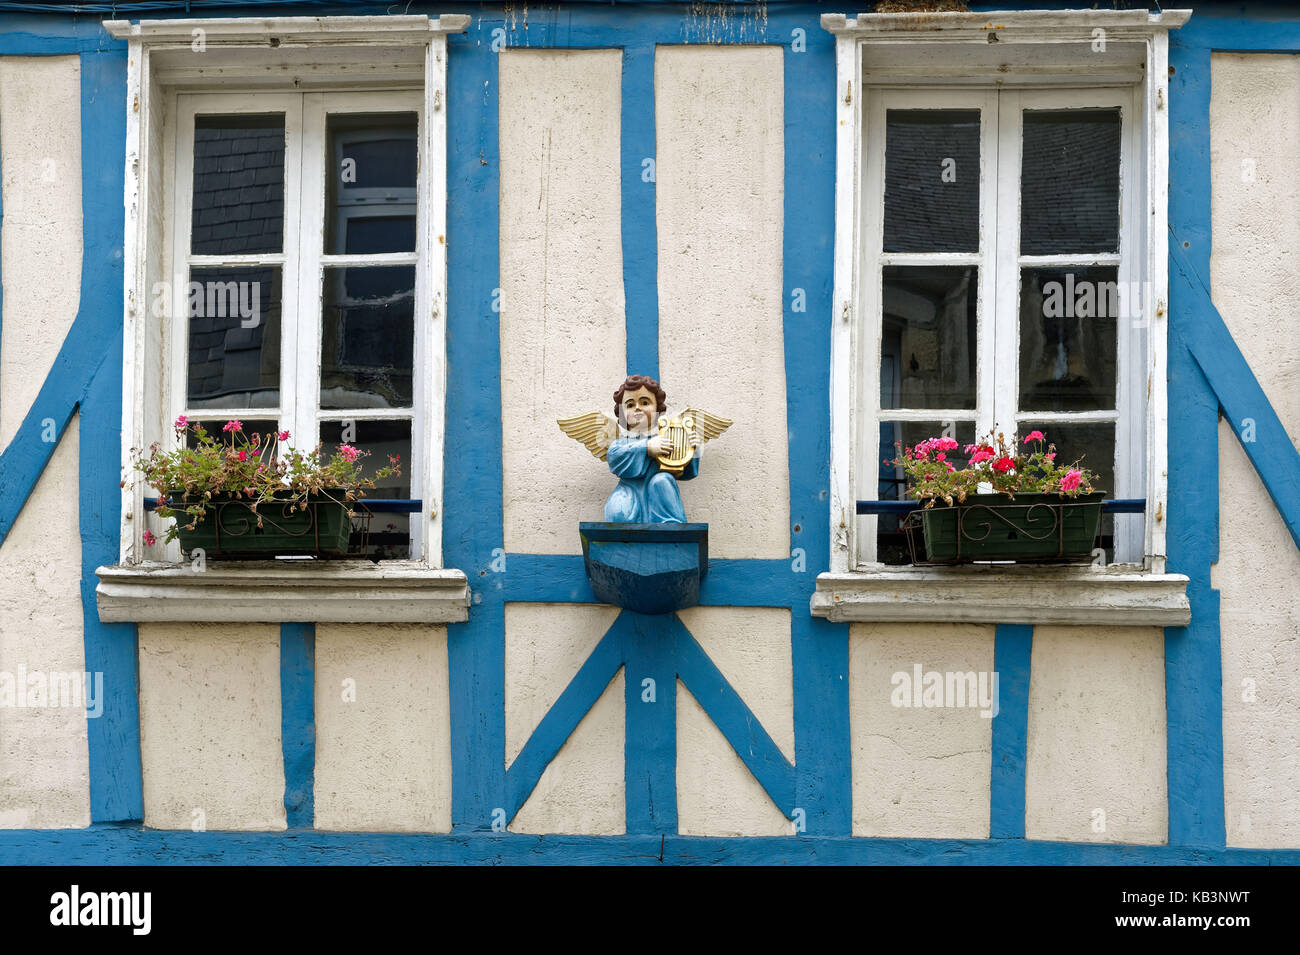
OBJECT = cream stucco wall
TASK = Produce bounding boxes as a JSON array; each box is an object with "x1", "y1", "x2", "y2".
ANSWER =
[
  {"x1": 506, "y1": 603, "x2": 624, "y2": 834},
  {"x1": 0, "y1": 417, "x2": 88, "y2": 829},
  {"x1": 1025, "y1": 626, "x2": 1167, "y2": 844},
  {"x1": 0, "y1": 56, "x2": 88, "y2": 831},
  {"x1": 1209, "y1": 52, "x2": 1300, "y2": 848},
  {"x1": 138, "y1": 623, "x2": 285, "y2": 831},
  {"x1": 313, "y1": 624, "x2": 451, "y2": 832},
  {"x1": 0, "y1": 56, "x2": 82, "y2": 453},
  {"x1": 849, "y1": 623, "x2": 993, "y2": 839},
  {"x1": 655, "y1": 46, "x2": 790, "y2": 559},
  {"x1": 499, "y1": 49, "x2": 628, "y2": 554}
]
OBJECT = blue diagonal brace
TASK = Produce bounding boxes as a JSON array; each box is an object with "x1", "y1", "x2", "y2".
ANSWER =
[
  {"x1": 1170, "y1": 234, "x2": 1300, "y2": 550},
  {"x1": 504, "y1": 618, "x2": 625, "y2": 822},
  {"x1": 675, "y1": 616, "x2": 796, "y2": 815}
]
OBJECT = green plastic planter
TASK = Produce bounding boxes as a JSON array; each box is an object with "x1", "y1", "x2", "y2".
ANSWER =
[
  {"x1": 166, "y1": 491, "x2": 354, "y2": 558},
  {"x1": 918, "y1": 492, "x2": 1105, "y2": 562}
]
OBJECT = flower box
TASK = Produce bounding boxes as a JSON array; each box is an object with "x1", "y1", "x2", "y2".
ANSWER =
[
  {"x1": 913, "y1": 492, "x2": 1105, "y2": 563},
  {"x1": 166, "y1": 491, "x2": 355, "y2": 558}
]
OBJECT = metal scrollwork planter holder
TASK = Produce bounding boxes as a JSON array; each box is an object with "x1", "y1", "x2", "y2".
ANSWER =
[
  {"x1": 902, "y1": 492, "x2": 1105, "y2": 565},
  {"x1": 166, "y1": 491, "x2": 373, "y2": 559}
]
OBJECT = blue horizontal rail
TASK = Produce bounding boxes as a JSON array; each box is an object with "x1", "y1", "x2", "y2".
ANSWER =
[
  {"x1": 144, "y1": 497, "x2": 422, "y2": 513},
  {"x1": 857, "y1": 499, "x2": 1146, "y2": 516}
]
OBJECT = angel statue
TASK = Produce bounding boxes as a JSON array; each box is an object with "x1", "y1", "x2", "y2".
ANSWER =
[{"x1": 558, "y1": 374, "x2": 732, "y2": 524}]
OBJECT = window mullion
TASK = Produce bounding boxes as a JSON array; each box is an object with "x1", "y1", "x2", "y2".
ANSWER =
[
  {"x1": 290, "y1": 94, "x2": 324, "y2": 455},
  {"x1": 992, "y1": 88, "x2": 1023, "y2": 442}
]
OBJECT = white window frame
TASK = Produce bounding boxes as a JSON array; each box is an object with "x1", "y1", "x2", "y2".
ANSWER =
[
  {"x1": 814, "y1": 9, "x2": 1193, "y2": 626},
  {"x1": 97, "y1": 15, "x2": 472, "y2": 624}
]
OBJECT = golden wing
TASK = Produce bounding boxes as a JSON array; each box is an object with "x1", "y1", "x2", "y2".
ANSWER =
[
  {"x1": 681, "y1": 408, "x2": 733, "y2": 445},
  {"x1": 557, "y1": 411, "x2": 618, "y2": 461}
]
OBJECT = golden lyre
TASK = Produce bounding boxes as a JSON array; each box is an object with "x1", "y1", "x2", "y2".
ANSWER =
[{"x1": 655, "y1": 414, "x2": 696, "y2": 477}]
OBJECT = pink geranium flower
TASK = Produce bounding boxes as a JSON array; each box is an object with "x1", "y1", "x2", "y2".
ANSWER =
[
  {"x1": 970, "y1": 449, "x2": 994, "y2": 465},
  {"x1": 142, "y1": 530, "x2": 157, "y2": 546},
  {"x1": 173, "y1": 415, "x2": 188, "y2": 430},
  {"x1": 223, "y1": 420, "x2": 243, "y2": 433},
  {"x1": 1023, "y1": 430, "x2": 1045, "y2": 443},
  {"x1": 1045, "y1": 453, "x2": 1056, "y2": 462},
  {"x1": 238, "y1": 449, "x2": 247, "y2": 462},
  {"x1": 338, "y1": 444, "x2": 360, "y2": 462},
  {"x1": 278, "y1": 430, "x2": 290, "y2": 442},
  {"x1": 1061, "y1": 469, "x2": 1083, "y2": 492},
  {"x1": 993, "y1": 457, "x2": 1015, "y2": 473}
]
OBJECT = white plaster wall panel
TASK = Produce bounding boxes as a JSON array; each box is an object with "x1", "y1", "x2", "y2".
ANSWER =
[
  {"x1": 1025, "y1": 626, "x2": 1167, "y2": 844},
  {"x1": 848, "y1": 622, "x2": 993, "y2": 839},
  {"x1": 0, "y1": 416, "x2": 88, "y2": 828},
  {"x1": 1209, "y1": 52, "x2": 1300, "y2": 848},
  {"x1": 676, "y1": 683, "x2": 791, "y2": 836},
  {"x1": 655, "y1": 46, "x2": 789, "y2": 559},
  {"x1": 0, "y1": 56, "x2": 82, "y2": 452},
  {"x1": 675, "y1": 606, "x2": 793, "y2": 762},
  {"x1": 137, "y1": 623, "x2": 285, "y2": 830},
  {"x1": 510, "y1": 670, "x2": 625, "y2": 835},
  {"x1": 1216, "y1": 432, "x2": 1300, "y2": 847},
  {"x1": 505, "y1": 602, "x2": 621, "y2": 765},
  {"x1": 498, "y1": 49, "x2": 628, "y2": 554},
  {"x1": 313, "y1": 624, "x2": 451, "y2": 833}
]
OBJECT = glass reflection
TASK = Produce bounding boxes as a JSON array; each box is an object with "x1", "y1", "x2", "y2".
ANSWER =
[
  {"x1": 325, "y1": 112, "x2": 418, "y2": 255},
  {"x1": 186, "y1": 266, "x2": 281, "y2": 409},
  {"x1": 1019, "y1": 267, "x2": 1118, "y2": 413},
  {"x1": 191, "y1": 114, "x2": 285, "y2": 256},
  {"x1": 881, "y1": 266, "x2": 978, "y2": 411},
  {"x1": 319, "y1": 266, "x2": 415, "y2": 410}
]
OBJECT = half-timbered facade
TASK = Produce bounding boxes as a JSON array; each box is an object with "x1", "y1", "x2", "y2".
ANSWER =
[{"x1": 0, "y1": 0, "x2": 1298, "y2": 863}]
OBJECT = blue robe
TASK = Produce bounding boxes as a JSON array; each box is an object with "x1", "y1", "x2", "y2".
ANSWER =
[{"x1": 604, "y1": 436, "x2": 699, "y2": 523}]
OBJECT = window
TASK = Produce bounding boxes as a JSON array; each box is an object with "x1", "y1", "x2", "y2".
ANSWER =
[
  {"x1": 814, "y1": 9, "x2": 1192, "y2": 625},
  {"x1": 108, "y1": 15, "x2": 468, "y2": 570},
  {"x1": 865, "y1": 87, "x2": 1144, "y2": 565},
  {"x1": 171, "y1": 92, "x2": 421, "y2": 559}
]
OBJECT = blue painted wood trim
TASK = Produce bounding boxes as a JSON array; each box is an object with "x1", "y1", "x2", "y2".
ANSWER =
[
  {"x1": 496, "y1": 554, "x2": 804, "y2": 607},
  {"x1": 504, "y1": 621, "x2": 624, "y2": 822},
  {"x1": 444, "y1": 20, "x2": 508, "y2": 829},
  {"x1": 621, "y1": 43, "x2": 658, "y2": 381},
  {"x1": 857, "y1": 499, "x2": 1145, "y2": 516},
  {"x1": 145, "y1": 497, "x2": 422, "y2": 513},
  {"x1": 989, "y1": 624, "x2": 1031, "y2": 840},
  {"x1": 623, "y1": 611, "x2": 678, "y2": 833},
  {"x1": 675, "y1": 617, "x2": 797, "y2": 815},
  {"x1": 1164, "y1": 38, "x2": 1227, "y2": 849},
  {"x1": 280, "y1": 623, "x2": 315, "y2": 829},
  {"x1": 782, "y1": 17, "x2": 851, "y2": 836},
  {"x1": 7, "y1": 825, "x2": 1299, "y2": 866},
  {"x1": 77, "y1": 49, "x2": 142, "y2": 824}
]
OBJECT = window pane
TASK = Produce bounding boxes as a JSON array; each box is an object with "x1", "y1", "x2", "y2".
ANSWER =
[
  {"x1": 1020, "y1": 109, "x2": 1121, "y2": 255},
  {"x1": 191, "y1": 114, "x2": 285, "y2": 255},
  {"x1": 1018, "y1": 267, "x2": 1118, "y2": 413},
  {"x1": 325, "y1": 112, "x2": 418, "y2": 255},
  {"x1": 876, "y1": 420, "x2": 977, "y2": 566},
  {"x1": 1016, "y1": 419, "x2": 1115, "y2": 561},
  {"x1": 186, "y1": 266, "x2": 281, "y2": 409},
  {"x1": 319, "y1": 419, "x2": 411, "y2": 559},
  {"x1": 881, "y1": 266, "x2": 978, "y2": 410},
  {"x1": 883, "y1": 109, "x2": 980, "y2": 253},
  {"x1": 320, "y1": 266, "x2": 415, "y2": 410}
]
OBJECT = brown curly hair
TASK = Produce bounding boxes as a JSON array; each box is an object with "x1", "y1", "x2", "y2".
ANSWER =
[{"x1": 613, "y1": 374, "x2": 667, "y2": 425}]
